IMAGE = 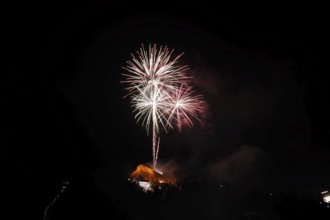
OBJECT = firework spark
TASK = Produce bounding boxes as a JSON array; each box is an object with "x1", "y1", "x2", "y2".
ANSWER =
[{"x1": 122, "y1": 44, "x2": 206, "y2": 169}]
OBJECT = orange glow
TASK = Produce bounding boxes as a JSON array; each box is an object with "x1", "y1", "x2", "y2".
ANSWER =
[{"x1": 129, "y1": 164, "x2": 176, "y2": 186}]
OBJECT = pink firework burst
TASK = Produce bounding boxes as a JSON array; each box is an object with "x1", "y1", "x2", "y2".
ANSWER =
[
  {"x1": 167, "y1": 85, "x2": 206, "y2": 132},
  {"x1": 122, "y1": 44, "x2": 207, "y2": 169}
]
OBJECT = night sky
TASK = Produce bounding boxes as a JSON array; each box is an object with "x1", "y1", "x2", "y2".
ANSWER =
[{"x1": 2, "y1": 6, "x2": 329, "y2": 220}]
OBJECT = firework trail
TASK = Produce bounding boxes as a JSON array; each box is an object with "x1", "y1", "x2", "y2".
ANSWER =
[
  {"x1": 122, "y1": 44, "x2": 206, "y2": 169},
  {"x1": 44, "y1": 181, "x2": 70, "y2": 220}
]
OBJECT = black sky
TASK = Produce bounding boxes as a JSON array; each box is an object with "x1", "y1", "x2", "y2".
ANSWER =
[{"x1": 2, "y1": 6, "x2": 329, "y2": 220}]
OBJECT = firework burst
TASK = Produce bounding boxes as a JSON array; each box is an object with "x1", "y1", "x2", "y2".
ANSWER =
[{"x1": 122, "y1": 44, "x2": 206, "y2": 169}]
